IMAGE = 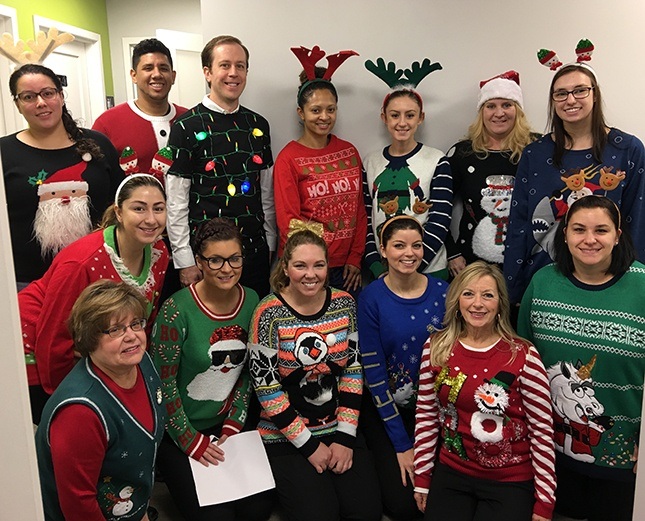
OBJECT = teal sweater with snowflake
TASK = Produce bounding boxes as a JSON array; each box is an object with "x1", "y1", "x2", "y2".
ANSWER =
[
  {"x1": 518, "y1": 262, "x2": 645, "y2": 481},
  {"x1": 150, "y1": 283, "x2": 258, "y2": 460}
]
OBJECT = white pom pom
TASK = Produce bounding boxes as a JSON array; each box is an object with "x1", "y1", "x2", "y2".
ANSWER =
[{"x1": 326, "y1": 333, "x2": 336, "y2": 346}]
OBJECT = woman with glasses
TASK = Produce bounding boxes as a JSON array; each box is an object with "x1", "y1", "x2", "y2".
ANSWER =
[
  {"x1": 19, "y1": 174, "x2": 168, "y2": 424},
  {"x1": 504, "y1": 61, "x2": 645, "y2": 306},
  {"x1": 1, "y1": 64, "x2": 123, "y2": 288},
  {"x1": 150, "y1": 217, "x2": 274, "y2": 521},
  {"x1": 35, "y1": 280, "x2": 166, "y2": 521}
]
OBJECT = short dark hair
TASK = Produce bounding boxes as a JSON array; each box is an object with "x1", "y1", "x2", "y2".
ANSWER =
[
  {"x1": 201, "y1": 35, "x2": 249, "y2": 69},
  {"x1": 297, "y1": 67, "x2": 338, "y2": 109},
  {"x1": 192, "y1": 218, "x2": 243, "y2": 256},
  {"x1": 554, "y1": 195, "x2": 635, "y2": 277},
  {"x1": 132, "y1": 38, "x2": 173, "y2": 70}
]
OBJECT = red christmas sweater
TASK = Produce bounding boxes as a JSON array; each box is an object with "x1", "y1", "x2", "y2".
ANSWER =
[
  {"x1": 413, "y1": 338, "x2": 556, "y2": 519},
  {"x1": 19, "y1": 226, "x2": 168, "y2": 394},
  {"x1": 274, "y1": 135, "x2": 367, "y2": 268}
]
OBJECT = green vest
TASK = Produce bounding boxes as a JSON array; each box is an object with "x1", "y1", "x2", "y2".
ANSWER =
[{"x1": 36, "y1": 353, "x2": 165, "y2": 521}]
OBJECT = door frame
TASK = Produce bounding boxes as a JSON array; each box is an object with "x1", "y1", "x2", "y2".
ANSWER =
[{"x1": 33, "y1": 16, "x2": 105, "y2": 125}]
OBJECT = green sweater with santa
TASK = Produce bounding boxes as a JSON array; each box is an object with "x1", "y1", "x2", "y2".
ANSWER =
[
  {"x1": 518, "y1": 262, "x2": 645, "y2": 481},
  {"x1": 150, "y1": 283, "x2": 258, "y2": 460}
]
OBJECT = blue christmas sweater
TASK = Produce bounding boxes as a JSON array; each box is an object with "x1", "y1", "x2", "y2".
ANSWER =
[
  {"x1": 503, "y1": 128, "x2": 645, "y2": 303},
  {"x1": 357, "y1": 275, "x2": 447, "y2": 452}
]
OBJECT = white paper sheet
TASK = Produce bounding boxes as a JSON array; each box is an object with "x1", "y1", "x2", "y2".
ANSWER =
[{"x1": 188, "y1": 430, "x2": 276, "y2": 506}]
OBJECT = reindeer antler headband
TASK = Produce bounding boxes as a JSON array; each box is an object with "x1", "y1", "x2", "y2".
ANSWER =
[
  {"x1": 537, "y1": 38, "x2": 596, "y2": 79},
  {"x1": 0, "y1": 28, "x2": 74, "y2": 65},
  {"x1": 365, "y1": 57, "x2": 443, "y2": 111},
  {"x1": 291, "y1": 45, "x2": 359, "y2": 101}
]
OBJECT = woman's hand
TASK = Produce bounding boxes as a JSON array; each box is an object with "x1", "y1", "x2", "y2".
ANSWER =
[
  {"x1": 307, "y1": 442, "x2": 332, "y2": 474},
  {"x1": 414, "y1": 491, "x2": 427, "y2": 513},
  {"x1": 448, "y1": 256, "x2": 467, "y2": 278},
  {"x1": 532, "y1": 515, "x2": 550, "y2": 521},
  {"x1": 396, "y1": 449, "x2": 415, "y2": 487},
  {"x1": 328, "y1": 443, "x2": 353, "y2": 474},
  {"x1": 342, "y1": 264, "x2": 362, "y2": 292},
  {"x1": 180, "y1": 266, "x2": 203, "y2": 287},
  {"x1": 197, "y1": 439, "x2": 225, "y2": 467}
]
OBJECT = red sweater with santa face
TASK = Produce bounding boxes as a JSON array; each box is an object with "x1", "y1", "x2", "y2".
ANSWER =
[
  {"x1": 413, "y1": 338, "x2": 556, "y2": 519},
  {"x1": 19, "y1": 226, "x2": 168, "y2": 394}
]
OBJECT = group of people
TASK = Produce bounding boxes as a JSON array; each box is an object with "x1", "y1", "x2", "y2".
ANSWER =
[{"x1": 3, "y1": 32, "x2": 645, "y2": 521}]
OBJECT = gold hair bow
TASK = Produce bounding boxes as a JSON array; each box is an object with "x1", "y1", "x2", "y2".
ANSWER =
[{"x1": 287, "y1": 219, "x2": 324, "y2": 238}]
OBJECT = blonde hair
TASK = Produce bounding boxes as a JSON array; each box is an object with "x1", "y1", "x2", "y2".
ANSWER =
[
  {"x1": 429, "y1": 261, "x2": 523, "y2": 367},
  {"x1": 467, "y1": 101, "x2": 535, "y2": 164}
]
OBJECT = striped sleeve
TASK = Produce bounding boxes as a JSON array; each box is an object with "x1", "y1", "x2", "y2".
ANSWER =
[
  {"x1": 518, "y1": 344, "x2": 557, "y2": 519},
  {"x1": 420, "y1": 157, "x2": 453, "y2": 271},
  {"x1": 413, "y1": 340, "x2": 441, "y2": 493}
]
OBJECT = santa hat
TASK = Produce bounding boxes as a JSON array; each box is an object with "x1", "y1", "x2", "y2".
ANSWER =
[
  {"x1": 37, "y1": 162, "x2": 88, "y2": 196},
  {"x1": 209, "y1": 324, "x2": 247, "y2": 346},
  {"x1": 477, "y1": 70, "x2": 523, "y2": 110},
  {"x1": 119, "y1": 146, "x2": 138, "y2": 173}
]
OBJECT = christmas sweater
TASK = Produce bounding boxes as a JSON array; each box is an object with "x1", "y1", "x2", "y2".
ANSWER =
[
  {"x1": 274, "y1": 135, "x2": 368, "y2": 268},
  {"x1": 150, "y1": 283, "x2": 258, "y2": 460},
  {"x1": 445, "y1": 140, "x2": 523, "y2": 267},
  {"x1": 249, "y1": 288, "x2": 363, "y2": 457},
  {"x1": 36, "y1": 353, "x2": 165, "y2": 521},
  {"x1": 504, "y1": 129, "x2": 645, "y2": 303},
  {"x1": 166, "y1": 99, "x2": 274, "y2": 267},
  {"x1": 518, "y1": 262, "x2": 645, "y2": 482},
  {"x1": 0, "y1": 130, "x2": 123, "y2": 282},
  {"x1": 357, "y1": 275, "x2": 447, "y2": 452},
  {"x1": 19, "y1": 226, "x2": 168, "y2": 393},
  {"x1": 413, "y1": 338, "x2": 556, "y2": 520},
  {"x1": 363, "y1": 143, "x2": 452, "y2": 277},
  {"x1": 92, "y1": 100, "x2": 188, "y2": 174}
]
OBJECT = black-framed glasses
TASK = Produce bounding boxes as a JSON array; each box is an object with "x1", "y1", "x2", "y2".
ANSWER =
[
  {"x1": 102, "y1": 318, "x2": 147, "y2": 338},
  {"x1": 198, "y1": 254, "x2": 244, "y2": 270},
  {"x1": 551, "y1": 86, "x2": 594, "y2": 102},
  {"x1": 14, "y1": 87, "x2": 61, "y2": 104}
]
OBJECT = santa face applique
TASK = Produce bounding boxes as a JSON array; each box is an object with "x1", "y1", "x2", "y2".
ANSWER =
[
  {"x1": 186, "y1": 325, "x2": 248, "y2": 402},
  {"x1": 28, "y1": 161, "x2": 92, "y2": 257}
]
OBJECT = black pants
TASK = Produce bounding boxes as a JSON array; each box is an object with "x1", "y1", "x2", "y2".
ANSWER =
[
  {"x1": 555, "y1": 460, "x2": 635, "y2": 521},
  {"x1": 29, "y1": 384, "x2": 50, "y2": 425},
  {"x1": 424, "y1": 463, "x2": 534, "y2": 521},
  {"x1": 267, "y1": 434, "x2": 382, "y2": 521},
  {"x1": 359, "y1": 392, "x2": 422, "y2": 520},
  {"x1": 241, "y1": 239, "x2": 271, "y2": 299},
  {"x1": 157, "y1": 428, "x2": 275, "y2": 521}
]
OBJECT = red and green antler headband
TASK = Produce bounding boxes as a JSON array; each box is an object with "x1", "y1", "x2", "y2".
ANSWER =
[
  {"x1": 291, "y1": 45, "x2": 359, "y2": 99},
  {"x1": 537, "y1": 38, "x2": 596, "y2": 77},
  {"x1": 365, "y1": 57, "x2": 443, "y2": 110}
]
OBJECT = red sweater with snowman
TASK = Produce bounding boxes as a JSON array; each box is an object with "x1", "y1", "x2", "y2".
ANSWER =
[
  {"x1": 414, "y1": 338, "x2": 556, "y2": 519},
  {"x1": 19, "y1": 226, "x2": 168, "y2": 394}
]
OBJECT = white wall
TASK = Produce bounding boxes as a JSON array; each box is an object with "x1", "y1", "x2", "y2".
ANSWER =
[{"x1": 202, "y1": 0, "x2": 645, "y2": 161}]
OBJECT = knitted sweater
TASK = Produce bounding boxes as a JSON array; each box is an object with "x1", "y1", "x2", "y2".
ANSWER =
[
  {"x1": 19, "y1": 226, "x2": 168, "y2": 393},
  {"x1": 92, "y1": 100, "x2": 188, "y2": 174},
  {"x1": 363, "y1": 143, "x2": 452, "y2": 277},
  {"x1": 249, "y1": 288, "x2": 363, "y2": 457},
  {"x1": 1, "y1": 130, "x2": 123, "y2": 282},
  {"x1": 445, "y1": 140, "x2": 522, "y2": 267},
  {"x1": 357, "y1": 275, "x2": 447, "y2": 452},
  {"x1": 414, "y1": 338, "x2": 556, "y2": 519},
  {"x1": 36, "y1": 354, "x2": 165, "y2": 521},
  {"x1": 274, "y1": 135, "x2": 368, "y2": 268},
  {"x1": 518, "y1": 262, "x2": 645, "y2": 482},
  {"x1": 150, "y1": 283, "x2": 258, "y2": 460},
  {"x1": 504, "y1": 129, "x2": 645, "y2": 303}
]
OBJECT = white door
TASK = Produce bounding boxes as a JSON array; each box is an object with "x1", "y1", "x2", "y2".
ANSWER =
[
  {"x1": 155, "y1": 29, "x2": 206, "y2": 108},
  {"x1": 43, "y1": 40, "x2": 92, "y2": 127}
]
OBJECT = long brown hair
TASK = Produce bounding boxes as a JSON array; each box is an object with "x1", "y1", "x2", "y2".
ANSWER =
[{"x1": 270, "y1": 230, "x2": 328, "y2": 292}]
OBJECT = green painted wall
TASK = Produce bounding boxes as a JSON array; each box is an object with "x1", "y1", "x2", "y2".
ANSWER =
[{"x1": 1, "y1": 0, "x2": 114, "y2": 94}]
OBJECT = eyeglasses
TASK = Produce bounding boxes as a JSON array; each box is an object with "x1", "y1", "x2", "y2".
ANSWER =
[
  {"x1": 198, "y1": 254, "x2": 244, "y2": 270},
  {"x1": 102, "y1": 318, "x2": 147, "y2": 338},
  {"x1": 551, "y1": 86, "x2": 594, "y2": 102},
  {"x1": 14, "y1": 87, "x2": 61, "y2": 104}
]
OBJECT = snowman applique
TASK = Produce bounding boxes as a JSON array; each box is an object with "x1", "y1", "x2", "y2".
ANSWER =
[
  {"x1": 470, "y1": 371, "x2": 527, "y2": 468},
  {"x1": 471, "y1": 175, "x2": 514, "y2": 264}
]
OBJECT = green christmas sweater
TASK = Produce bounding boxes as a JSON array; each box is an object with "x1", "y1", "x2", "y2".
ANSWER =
[
  {"x1": 518, "y1": 262, "x2": 645, "y2": 481},
  {"x1": 150, "y1": 283, "x2": 259, "y2": 460}
]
